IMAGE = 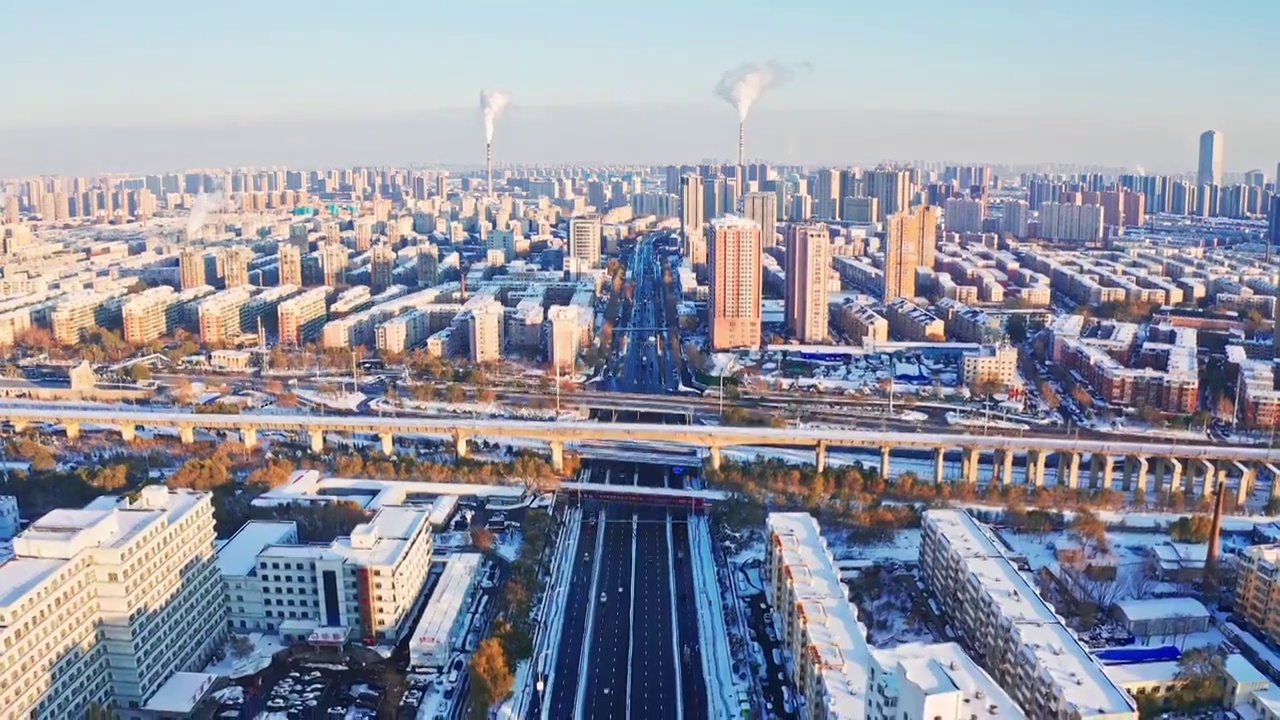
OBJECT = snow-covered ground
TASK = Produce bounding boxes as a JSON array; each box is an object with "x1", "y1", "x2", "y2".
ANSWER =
[
  {"x1": 293, "y1": 389, "x2": 366, "y2": 411},
  {"x1": 203, "y1": 633, "x2": 288, "y2": 679}
]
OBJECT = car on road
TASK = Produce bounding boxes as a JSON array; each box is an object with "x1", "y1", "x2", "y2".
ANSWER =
[{"x1": 600, "y1": 592, "x2": 607, "y2": 603}]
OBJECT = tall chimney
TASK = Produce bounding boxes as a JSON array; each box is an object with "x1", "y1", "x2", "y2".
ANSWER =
[
  {"x1": 486, "y1": 142, "x2": 493, "y2": 200},
  {"x1": 1203, "y1": 478, "x2": 1227, "y2": 598},
  {"x1": 738, "y1": 121, "x2": 745, "y2": 168}
]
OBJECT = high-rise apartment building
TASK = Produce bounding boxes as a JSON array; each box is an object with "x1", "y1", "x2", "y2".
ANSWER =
[
  {"x1": 707, "y1": 216, "x2": 762, "y2": 350},
  {"x1": 568, "y1": 214, "x2": 602, "y2": 267},
  {"x1": 222, "y1": 246, "x2": 254, "y2": 288},
  {"x1": 811, "y1": 168, "x2": 840, "y2": 219},
  {"x1": 318, "y1": 242, "x2": 350, "y2": 288},
  {"x1": 866, "y1": 168, "x2": 912, "y2": 220},
  {"x1": 369, "y1": 242, "x2": 396, "y2": 294},
  {"x1": 883, "y1": 206, "x2": 936, "y2": 302},
  {"x1": 943, "y1": 197, "x2": 985, "y2": 234},
  {"x1": 743, "y1": 192, "x2": 778, "y2": 247},
  {"x1": 2, "y1": 195, "x2": 17, "y2": 224},
  {"x1": 122, "y1": 285, "x2": 211, "y2": 344},
  {"x1": 416, "y1": 244, "x2": 440, "y2": 287},
  {"x1": 0, "y1": 487, "x2": 225, "y2": 718},
  {"x1": 468, "y1": 302, "x2": 504, "y2": 363},
  {"x1": 278, "y1": 287, "x2": 330, "y2": 347},
  {"x1": 841, "y1": 196, "x2": 878, "y2": 224},
  {"x1": 278, "y1": 242, "x2": 303, "y2": 287},
  {"x1": 179, "y1": 248, "x2": 206, "y2": 290},
  {"x1": 1270, "y1": 196, "x2": 1280, "y2": 247},
  {"x1": 1001, "y1": 199, "x2": 1030, "y2": 238},
  {"x1": 784, "y1": 224, "x2": 831, "y2": 343},
  {"x1": 679, "y1": 175, "x2": 706, "y2": 263},
  {"x1": 1038, "y1": 202, "x2": 1104, "y2": 243},
  {"x1": 1198, "y1": 130, "x2": 1224, "y2": 188},
  {"x1": 790, "y1": 194, "x2": 813, "y2": 222}
]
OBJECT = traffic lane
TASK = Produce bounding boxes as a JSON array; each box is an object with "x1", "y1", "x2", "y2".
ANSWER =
[
  {"x1": 544, "y1": 510, "x2": 599, "y2": 719},
  {"x1": 630, "y1": 508, "x2": 678, "y2": 720},
  {"x1": 671, "y1": 512, "x2": 709, "y2": 720},
  {"x1": 583, "y1": 509, "x2": 634, "y2": 719}
]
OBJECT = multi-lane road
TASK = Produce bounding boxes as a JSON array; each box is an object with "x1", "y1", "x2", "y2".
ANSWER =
[{"x1": 539, "y1": 461, "x2": 706, "y2": 720}]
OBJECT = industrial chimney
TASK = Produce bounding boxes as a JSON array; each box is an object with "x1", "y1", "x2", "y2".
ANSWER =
[{"x1": 1203, "y1": 478, "x2": 1227, "y2": 599}]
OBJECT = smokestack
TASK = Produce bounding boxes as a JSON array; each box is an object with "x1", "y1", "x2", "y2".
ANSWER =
[
  {"x1": 1203, "y1": 478, "x2": 1227, "y2": 598},
  {"x1": 738, "y1": 121, "x2": 745, "y2": 168},
  {"x1": 486, "y1": 142, "x2": 493, "y2": 201}
]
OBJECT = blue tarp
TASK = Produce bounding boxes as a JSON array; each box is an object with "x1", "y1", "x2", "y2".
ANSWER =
[{"x1": 1093, "y1": 645, "x2": 1181, "y2": 665}]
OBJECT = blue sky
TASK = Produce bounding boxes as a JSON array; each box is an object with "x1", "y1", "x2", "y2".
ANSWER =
[{"x1": 2, "y1": 0, "x2": 1277, "y2": 174}]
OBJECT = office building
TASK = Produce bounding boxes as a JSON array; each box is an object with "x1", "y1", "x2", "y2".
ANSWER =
[
  {"x1": 468, "y1": 302, "x2": 504, "y2": 363},
  {"x1": 369, "y1": 242, "x2": 396, "y2": 294},
  {"x1": 217, "y1": 504, "x2": 433, "y2": 644},
  {"x1": 179, "y1": 248, "x2": 206, "y2": 290},
  {"x1": 1237, "y1": 544, "x2": 1280, "y2": 646},
  {"x1": 0, "y1": 487, "x2": 225, "y2": 718},
  {"x1": 278, "y1": 242, "x2": 303, "y2": 287},
  {"x1": 920, "y1": 510, "x2": 1137, "y2": 720},
  {"x1": 883, "y1": 206, "x2": 936, "y2": 302},
  {"x1": 707, "y1": 216, "x2": 762, "y2": 350},
  {"x1": 278, "y1": 287, "x2": 329, "y2": 347},
  {"x1": 743, "y1": 192, "x2": 778, "y2": 247},
  {"x1": 784, "y1": 224, "x2": 831, "y2": 343},
  {"x1": 1198, "y1": 130, "x2": 1224, "y2": 188},
  {"x1": 568, "y1": 215, "x2": 602, "y2": 267}
]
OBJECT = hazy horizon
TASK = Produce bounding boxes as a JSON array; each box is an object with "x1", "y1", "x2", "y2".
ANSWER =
[{"x1": 3, "y1": 104, "x2": 1275, "y2": 178}]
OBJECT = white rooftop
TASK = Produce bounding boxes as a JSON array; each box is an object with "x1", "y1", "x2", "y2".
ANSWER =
[
  {"x1": 141, "y1": 671, "x2": 218, "y2": 713},
  {"x1": 412, "y1": 553, "x2": 482, "y2": 648},
  {"x1": 215, "y1": 521, "x2": 297, "y2": 577},
  {"x1": 767, "y1": 512, "x2": 870, "y2": 719},
  {"x1": 925, "y1": 510, "x2": 1136, "y2": 718},
  {"x1": 873, "y1": 641, "x2": 1025, "y2": 719},
  {"x1": 1113, "y1": 597, "x2": 1210, "y2": 622}
]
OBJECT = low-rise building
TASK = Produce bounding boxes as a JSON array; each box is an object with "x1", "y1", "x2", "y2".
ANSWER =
[
  {"x1": 884, "y1": 298, "x2": 944, "y2": 342},
  {"x1": 919, "y1": 509, "x2": 1137, "y2": 720},
  {"x1": 1110, "y1": 597, "x2": 1210, "y2": 640}
]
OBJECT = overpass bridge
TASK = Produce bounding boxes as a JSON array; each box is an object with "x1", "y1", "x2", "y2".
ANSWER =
[{"x1": 3, "y1": 407, "x2": 1277, "y2": 503}]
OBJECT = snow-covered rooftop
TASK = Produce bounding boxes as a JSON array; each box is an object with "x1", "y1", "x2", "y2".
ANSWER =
[
  {"x1": 924, "y1": 510, "x2": 1136, "y2": 719},
  {"x1": 767, "y1": 512, "x2": 870, "y2": 719},
  {"x1": 216, "y1": 521, "x2": 297, "y2": 577},
  {"x1": 1113, "y1": 597, "x2": 1210, "y2": 623},
  {"x1": 872, "y1": 642, "x2": 1024, "y2": 719},
  {"x1": 141, "y1": 671, "x2": 218, "y2": 713},
  {"x1": 411, "y1": 553, "x2": 482, "y2": 650}
]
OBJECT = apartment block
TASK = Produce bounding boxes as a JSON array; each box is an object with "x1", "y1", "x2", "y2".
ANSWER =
[
  {"x1": 766, "y1": 513, "x2": 1022, "y2": 720},
  {"x1": 884, "y1": 298, "x2": 944, "y2": 342},
  {"x1": 1237, "y1": 544, "x2": 1280, "y2": 645},
  {"x1": 0, "y1": 487, "x2": 225, "y2": 719},
  {"x1": 278, "y1": 287, "x2": 330, "y2": 347},
  {"x1": 122, "y1": 285, "x2": 213, "y2": 344},
  {"x1": 919, "y1": 510, "x2": 1137, "y2": 720},
  {"x1": 830, "y1": 298, "x2": 888, "y2": 349},
  {"x1": 217, "y1": 506, "x2": 433, "y2": 644},
  {"x1": 468, "y1": 301, "x2": 504, "y2": 363},
  {"x1": 50, "y1": 289, "x2": 128, "y2": 344},
  {"x1": 708, "y1": 216, "x2": 763, "y2": 350}
]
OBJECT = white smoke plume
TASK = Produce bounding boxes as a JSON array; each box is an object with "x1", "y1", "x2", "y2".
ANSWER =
[
  {"x1": 185, "y1": 189, "x2": 230, "y2": 238},
  {"x1": 479, "y1": 90, "x2": 511, "y2": 144},
  {"x1": 1135, "y1": 164, "x2": 1146, "y2": 176},
  {"x1": 715, "y1": 61, "x2": 807, "y2": 121}
]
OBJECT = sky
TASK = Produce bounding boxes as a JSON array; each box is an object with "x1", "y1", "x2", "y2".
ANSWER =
[{"x1": 2, "y1": 0, "x2": 1277, "y2": 176}]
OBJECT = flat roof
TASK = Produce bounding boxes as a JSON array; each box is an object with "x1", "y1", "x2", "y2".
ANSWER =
[
  {"x1": 1113, "y1": 597, "x2": 1210, "y2": 622},
  {"x1": 925, "y1": 510, "x2": 1135, "y2": 718},
  {"x1": 412, "y1": 553, "x2": 482, "y2": 650},
  {"x1": 141, "y1": 671, "x2": 218, "y2": 713},
  {"x1": 874, "y1": 642, "x2": 1024, "y2": 719},
  {"x1": 767, "y1": 513, "x2": 869, "y2": 719},
  {"x1": 1104, "y1": 660, "x2": 1181, "y2": 687},
  {"x1": 216, "y1": 521, "x2": 297, "y2": 577}
]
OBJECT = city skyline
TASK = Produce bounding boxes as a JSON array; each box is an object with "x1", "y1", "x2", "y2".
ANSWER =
[{"x1": 2, "y1": 0, "x2": 1277, "y2": 175}]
